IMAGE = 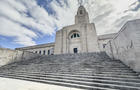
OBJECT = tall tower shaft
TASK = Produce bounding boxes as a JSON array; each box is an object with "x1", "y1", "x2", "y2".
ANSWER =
[{"x1": 75, "y1": 5, "x2": 89, "y2": 24}]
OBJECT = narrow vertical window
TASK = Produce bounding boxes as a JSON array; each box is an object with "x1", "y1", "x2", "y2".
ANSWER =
[
  {"x1": 39, "y1": 51, "x2": 41, "y2": 54},
  {"x1": 74, "y1": 33, "x2": 76, "y2": 38},
  {"x1": 77, "y1": 33, "x2": 80, "y2": 37},
  {"x1": 48, "y1": 50, "x2": 50, "y2": 55},
  {"x1": 43, "y1": 50, "x2": 46, "y2": 55},
  {"x1": 71, "y1": 35, "x2": 74, "y2": 38}
]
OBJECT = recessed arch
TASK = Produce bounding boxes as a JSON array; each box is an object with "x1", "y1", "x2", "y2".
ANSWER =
[
  {"x1": 68, "y1": 30, "x2": 81, "y2": 54},
  {"x1": 68, "y1": 30, "x2": 81, "y2": 39}
]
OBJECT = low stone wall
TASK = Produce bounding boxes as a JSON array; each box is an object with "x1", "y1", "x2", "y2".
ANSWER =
[
  {"x1": 105, "y1": 19, "x2": 140, "y2": 72},
  {"x1": 0, "y1": 48, "x2": 41, "y2": 67}
]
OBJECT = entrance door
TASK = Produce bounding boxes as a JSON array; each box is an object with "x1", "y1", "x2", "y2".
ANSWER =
[{"x1": 73, "y1": 48, "x2": 78, "y2": 53}]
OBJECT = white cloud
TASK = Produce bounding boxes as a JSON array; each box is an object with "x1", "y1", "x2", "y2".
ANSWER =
[
  {"x1": 0, "y1": 17, "x2": 37, "y2": 46},
  {"x1": 0, "y1": 0, "x2": 55, "y2": 46},
  {"x1": 50, "y1": 0, "x2": 78, "y2": 30},
  {"x1": 0, "y1": 0, "x2": 140, "y2": 47},
  {"x1": 84, "y1": 0, "x2": 140, "y2": 34}
]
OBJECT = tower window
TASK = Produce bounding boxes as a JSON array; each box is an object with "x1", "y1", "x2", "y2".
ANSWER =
[{"x1": 80, "y1": 10, "x2": 83, "y2": 14}]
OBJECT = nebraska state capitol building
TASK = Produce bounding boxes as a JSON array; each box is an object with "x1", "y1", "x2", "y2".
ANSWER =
[{"x1": 16, "y1": 5, "x2": 115, "y2": 55}]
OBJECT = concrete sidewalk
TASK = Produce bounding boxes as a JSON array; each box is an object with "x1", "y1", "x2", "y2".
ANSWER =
[{"x1": 0, "y1": 77, "x2": 83, "y2": 90}]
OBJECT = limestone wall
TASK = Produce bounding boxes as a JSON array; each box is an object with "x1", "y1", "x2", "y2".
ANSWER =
[
  {"x1": 54, "y1": 30, "x2": 62, "y2": 54},
  {"x1": 0, "y1": 48, "x2": 41, "y2": 67},
  {"x1": 105, "y1": 19, "x2": 140, "y2": 72},
  {"x1": 86, "y1": 23, "x2": 100, "y2": 52},
  {"x1": 98, "y1": 33, "x2": 117, "y2": 51}
]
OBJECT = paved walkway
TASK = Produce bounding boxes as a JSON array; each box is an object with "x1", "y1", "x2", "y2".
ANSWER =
[{"x1": 0, "y1": 77, "x2": 83, "y2": 90}]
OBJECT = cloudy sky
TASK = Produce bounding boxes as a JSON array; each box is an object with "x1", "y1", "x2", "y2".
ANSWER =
[{"x1": 0, "y1": 0, "x2": 140, "y2": 49}]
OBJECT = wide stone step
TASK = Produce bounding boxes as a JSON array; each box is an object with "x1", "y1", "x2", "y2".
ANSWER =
[
  {"x1": 35, "y1": 63, "x2": 126, "y2": 66},
  {"x1": 29, "y1": 72, "x2": 140, "y2": 83},
  {"x1": 0, "y1": 74, "x2": 117, "y2": 90},
  {"x1": 5, "y1": 69, "x2": 136, "y2": 76},
  {"x1": 2, "y1": 71, "x2": 139, "y2": 79},
  {"x1": 2, "y1": 72, "x2": 140, "y2": 87},
  {"x1": 40, "y1": 71, "x2": 137, "y2": 76},
  {"x1": 38, "y1": 61, "x2": 125, "y2": 65},
  {"x1": 84, "y1": 65, "x2": 129, "y2": 68},
  {"x1": 38, "y1": 58, "x2": 120, "y2": 62},
  {"x1": 25, "y1": 63, "x2": 130, "y2": 68},
  {"x1": 40, "y1": 72, "x2": 139, "y2": 78},
  {"x1": 0, "y1": 73, "x2": 139, "y2": 90},
  {"x1": 8, "y1": 71, "x2": 140, "y2": 82},
  {"x1": 82, "y1": 62, "x2": 125, "y2": 65},
  {"x1": 64, "y1": 71, "x2": 136, "y2": 76},
  {"x1": 3, "y1": 68, "x2": 136, "y2": 76},
  {"x1": 75, "y1": 69, "x2": 135, "y2": 73},
  {"x1": 2, "y1": 65, "x2": 133, "y2": 73},
  {"x1": 70, "y1": 70, "x2": 135, "y2": 73},
  {"x1": 98, "y1": 72, "x2": 137, "y2": 75},
  {"x1": 79, "y1": 68, "x2": 134, "y2": 71}
]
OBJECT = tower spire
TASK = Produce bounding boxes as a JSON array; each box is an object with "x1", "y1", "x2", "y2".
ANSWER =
[{"x1": 78, "y1": 0, "x2": 83, "y2": 6}]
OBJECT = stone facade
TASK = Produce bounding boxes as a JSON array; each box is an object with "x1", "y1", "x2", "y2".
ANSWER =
[
  {"x1": 105, "y1": 19, "x2": 140, "y2": 72},
  {"x1": 54, "y1": 6, "x2": 99, "y2": 54}
]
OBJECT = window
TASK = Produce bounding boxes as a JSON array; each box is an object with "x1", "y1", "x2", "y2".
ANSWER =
[
  {"x1": 71, "y1": 35, "x2": 74, "y2": 38},
  {"x1": 77, "y1": 34, "x2": 80, "y2": 37},
  {"x1": 39, "y1": 51, "x2": 41, "y2": 54},
  {"x1": 48, "y1": 50, "x2": 50, "y2": 55},
  {"x1": 71, "y1": 33, "x2": 80, "y2": 39},
  {"x1": 43, "y1": 50, "x2": 46, "y2": 55},
  {"x1": 103, "y1": 44, "x2": 106, "y2": 48},
  {"x1": 74, "y1": 33, "x2": 76, "y2": 38},
  {"x1": 80, "y1": 10, "x2": 83, "y2": 14}
]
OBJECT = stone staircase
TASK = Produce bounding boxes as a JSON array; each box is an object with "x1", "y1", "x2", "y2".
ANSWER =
[{"x1": 0, "y1": 52, "x2": 140, "y2": 90}]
